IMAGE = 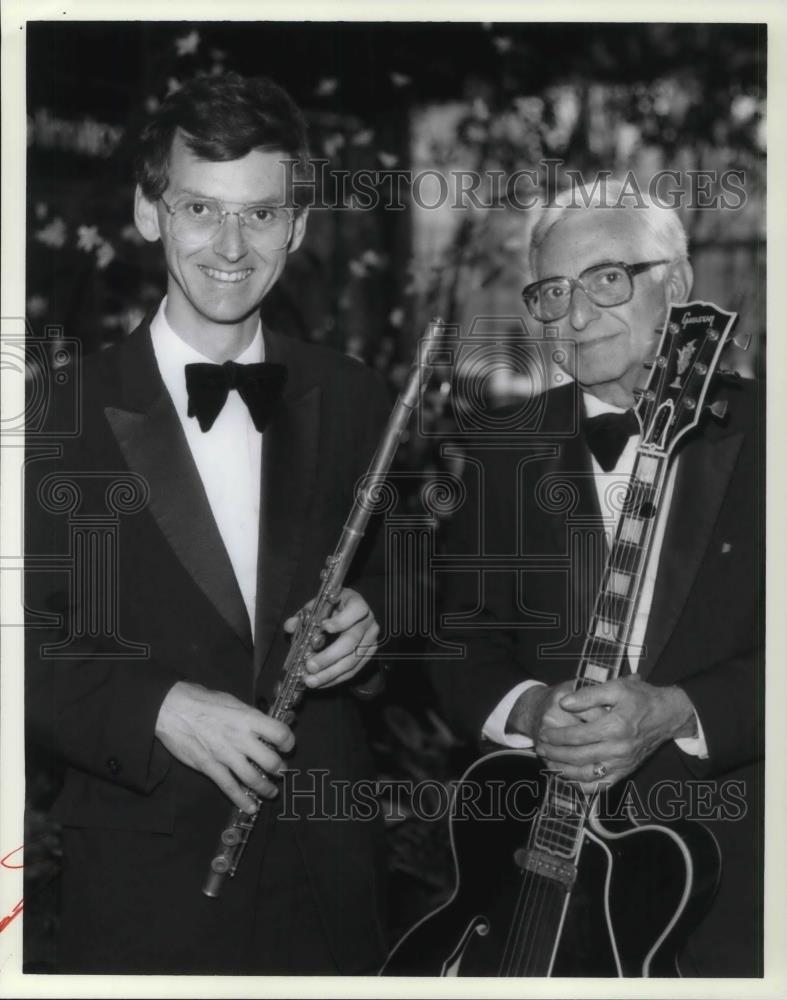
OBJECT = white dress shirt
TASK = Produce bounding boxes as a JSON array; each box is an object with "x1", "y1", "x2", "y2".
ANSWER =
[
  {"x1": 482, "y1": 390, "x2": 707, "y2": 758},
  {"x1": 150, "y1": 299, "x2": 263, "y2": 639}
]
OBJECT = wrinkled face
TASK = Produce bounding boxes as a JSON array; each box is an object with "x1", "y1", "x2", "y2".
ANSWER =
[
  {"x1": 136, "y1": 133, "x2": 306, "y2": 340},
  {"x1": 536, "y1": 210, "x2": 679, "y2": 402}
]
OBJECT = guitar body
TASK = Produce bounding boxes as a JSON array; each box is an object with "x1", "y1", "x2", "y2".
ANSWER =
[{"x1": 382, "y1": 751, "x2": 721, "y2": 977}]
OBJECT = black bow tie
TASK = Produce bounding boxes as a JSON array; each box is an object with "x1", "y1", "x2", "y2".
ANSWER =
[
  {"x1": 185, "y1": 361, "x2": 287, "y2": 433},
  {"x1": 582, "y1": 409, "x2": 639, "y2": 472}
]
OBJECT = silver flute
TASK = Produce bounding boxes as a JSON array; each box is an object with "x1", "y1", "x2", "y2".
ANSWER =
[{"x1": 202, "y1": 318, "x2": 444, "y2": 897}]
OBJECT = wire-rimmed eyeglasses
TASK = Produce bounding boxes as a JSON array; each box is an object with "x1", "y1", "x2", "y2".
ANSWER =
[{"x1": 159, "y1": 194, "x2": 295, "y2": 249}]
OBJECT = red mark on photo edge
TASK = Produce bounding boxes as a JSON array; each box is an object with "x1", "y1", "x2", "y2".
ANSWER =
[
  {"x1": 1, "y1": 845, "x2": 24, "y2": 870},
  {"x1": 0, "y1": 845, "x2": 24, "y2": 935}
]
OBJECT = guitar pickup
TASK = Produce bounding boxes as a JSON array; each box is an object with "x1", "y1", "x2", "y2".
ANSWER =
[{"x1": 513, "y1": 847, "x2": 578, "y2": 888}]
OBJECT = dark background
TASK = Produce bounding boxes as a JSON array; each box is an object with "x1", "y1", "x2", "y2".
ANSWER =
[{"x1": 24, "y1": 19, "x2": 767, "y2": 967}]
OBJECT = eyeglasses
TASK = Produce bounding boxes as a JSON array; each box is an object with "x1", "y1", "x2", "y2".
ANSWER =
[
  {"x1": 521, "y1": 259, "x2": 671, "y2": 323},
  {"x1": 159, "y1": 195, "x2": 295, "y2": 249}
]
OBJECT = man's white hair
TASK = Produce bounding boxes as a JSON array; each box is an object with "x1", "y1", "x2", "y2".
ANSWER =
[{"x1": 527, "y1": 178, "x2": 689, "y2": 280}]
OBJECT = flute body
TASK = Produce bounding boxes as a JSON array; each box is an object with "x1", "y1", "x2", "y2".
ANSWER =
[{"x1": 202, "y1": 318, "x2": 443, "y2": 897}]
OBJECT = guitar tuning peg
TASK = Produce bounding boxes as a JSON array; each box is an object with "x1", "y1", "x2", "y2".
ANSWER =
[
  {"x1": 731, "y1": 332, "x2": 752, "y2": 352},
  {"x1": 706, "y1": 400, "x2": 728, "y2": 421},
  {"x1": 717, "y1": 368, "x2": 742, "y2": 384}
]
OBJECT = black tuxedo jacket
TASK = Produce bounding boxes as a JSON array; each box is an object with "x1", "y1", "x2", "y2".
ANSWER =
[
  {"x1": 25, "y1": 319, "x2": 391, "y2": 973},
  {"x1": 429, "y1": 379, "x2": 764, "y2": 976}
]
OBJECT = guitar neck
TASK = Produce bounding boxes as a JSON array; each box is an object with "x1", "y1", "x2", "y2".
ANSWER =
[
  {"x1": 533, "y1": 447, "x2": 672, "y2": 858},
  {"x1": 574, "y1": 448, "x2": 672, "y2": 691}
]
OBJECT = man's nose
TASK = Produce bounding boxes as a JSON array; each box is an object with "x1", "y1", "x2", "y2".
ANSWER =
[
  {"x1": 212, "y1": 212, "x2": 248, "y2": 261},
  {"x1": 568, "y1": 285, "x2": 600, "y2": 330}
]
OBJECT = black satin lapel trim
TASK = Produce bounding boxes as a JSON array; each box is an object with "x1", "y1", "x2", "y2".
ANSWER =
[
  {"x1": 253, "y1": 385, "x2": 321, "y2": 684},
  {"x1": 554, "y1": 426, "x2": 607, "y2": 643},
  {"x1": 638, "y1": 429, "x2": 744, "y2": 679},
  {"x1": 104, "y1": 396, "x2": 253, "y2": 648}
]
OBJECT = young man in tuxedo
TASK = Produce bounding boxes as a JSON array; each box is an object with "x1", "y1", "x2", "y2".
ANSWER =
[
  {"x1": 25, "y1": 73, "x2": 390, "y2": 974},
  {"x1": 429, "y1": 183, "x2": 763, "y2": 975}
]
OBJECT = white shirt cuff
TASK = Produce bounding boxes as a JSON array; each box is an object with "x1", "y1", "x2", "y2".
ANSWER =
[
  {"x1": 674, "y1": 712, "x2": 709, "y2": 759},
  {"x1": 482, "y1": 680, "x2": 546, "y2": 748}
]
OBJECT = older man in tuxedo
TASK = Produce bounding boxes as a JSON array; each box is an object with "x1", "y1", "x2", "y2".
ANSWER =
[
  {"x1": 429, "y1": 183, "x2": 763, "y2": 976},
  {"x1": 25, "y1": 73, "x2": 390, "y2": 974}
]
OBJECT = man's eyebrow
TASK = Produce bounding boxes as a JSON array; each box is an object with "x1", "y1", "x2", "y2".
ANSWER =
[
  {"x1": 171, "y1": 187, "x2": 282, "y2": 207},
  {"x1": 172, "y1": 187, "x2": 218, "y2": 200}
]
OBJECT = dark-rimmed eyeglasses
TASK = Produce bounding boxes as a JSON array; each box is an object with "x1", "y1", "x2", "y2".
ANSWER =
[
  {"x1": 521, "y1": 259, "x2": 671, "y2": 323},
  {"x1": 159, "y1": 194, "x2": 295, "y2": 249}
]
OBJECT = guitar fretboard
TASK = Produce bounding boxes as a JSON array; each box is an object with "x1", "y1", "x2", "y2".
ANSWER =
[{"x1": 532, "y1": 448, "x2": 671, "y2": 858}]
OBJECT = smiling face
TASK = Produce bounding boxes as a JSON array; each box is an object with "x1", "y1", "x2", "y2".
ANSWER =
[
  {"x1": 135, "y1": 132, "x2": 306, "y2": 360},
  {"x1": 536, "y1": 209, "x2": 692, "y2": 406}
]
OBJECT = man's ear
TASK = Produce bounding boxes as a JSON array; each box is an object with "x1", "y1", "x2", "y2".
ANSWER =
[
  {"x1": 287, "y1": 207, "x2": 309, "y2": 254},
  {"x1": 665, "y1": 257, "x2": 694, "y2": 304},
  {"x1": 134, "y1": 185, "x2": 162, "y2": 243}
]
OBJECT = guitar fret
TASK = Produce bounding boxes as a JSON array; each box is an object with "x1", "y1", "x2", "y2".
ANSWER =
[
  {"x1": 583, "y1": 637, "x2": 625, "y2": 663},
  {"x1": 607, "y1": 570, "x2": 632, "y2": 596},
  {"x1": 598, "y1": 592, "x2": 631, "y2": 621},
  {"x1": 582, "y1": 662, "x2": 612, "y2": 683},
  {"x1": 536, "y1": 823, "x2": 581, "y2": 845},
  {"x1": 618, "y1": 516, "x2": 644, "y2": 545},
  {"x1": 593, "y1": 617, "x2": 620, "y2": 641},
  {"x1": 541, "y1": 813, "x2": 582, "y2": 832},
  {"x1": 609, "y1": 542, "x2": 641, "y2": 571},
  {"x1": 552, "y1": 795, "x2": 581, "y2": 817},
  {"x1": 534, "y1": 822, "x2": 582, "y2": 856},
  {"x1": 538, "y1": 810, "x2": 582, "y2": 830},
  {"x1": 636, "y1": 455, "x2": 660, "y2": 484}
]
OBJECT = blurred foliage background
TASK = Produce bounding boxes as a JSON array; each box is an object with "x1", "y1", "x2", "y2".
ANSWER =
[{"x1": 24, "y1": 19, "x2": 766, "y2": 967}]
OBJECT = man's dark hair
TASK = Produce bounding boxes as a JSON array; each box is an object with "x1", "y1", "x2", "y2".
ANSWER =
[{"x1": 134, "y1": 72, "x2": 310, "y2": 206}]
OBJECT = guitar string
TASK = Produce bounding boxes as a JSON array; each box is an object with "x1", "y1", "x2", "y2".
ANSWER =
[
  {"x1": 507, "y1": 860, "x2": 566, "y2": 975},
  {"x1": 511, "y1": 871, "x2": 554, "y2": 975},
  {"x1": 511, "y1": 772, "x2": 590, "y2": 973},
  {"x1": 501, "y1": 832, "x2": 555, "y2": 974},
  {"x1": 500, "y1": 773, "x2": 568, "y2": 974},
  {"x1": 502, "y1": 774, "x2": 562, "y2": 970},
  {"x1": 500, "y1": 866, "x2": 539, "y2": 974}
]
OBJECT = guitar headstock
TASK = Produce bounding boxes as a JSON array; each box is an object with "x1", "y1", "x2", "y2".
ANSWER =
[{"x1": 634, "y1": 300, "x2": 739, "y2": 456}]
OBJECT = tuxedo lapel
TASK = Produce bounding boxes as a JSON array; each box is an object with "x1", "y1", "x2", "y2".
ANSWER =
[
  {"x1": 253, "y1": 331, "x2": 321, "y2": 686},
  {"x1": 538, "y1": 387, "x2": 607, "y2": 660},
  {"x1": 558, "y1": 424, "x2": 608, "y2": 649},
  {"x1": 638, "y1": 422, "x2": 745, "y2": 679},
  {"x1": 103, "y1": 323, "x2": 253, "y2": 648}
]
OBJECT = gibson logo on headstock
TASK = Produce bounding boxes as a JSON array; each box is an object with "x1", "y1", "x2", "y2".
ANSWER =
[{"x1": 680, "y1": 312, "x2": 716, "y2": 329}]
